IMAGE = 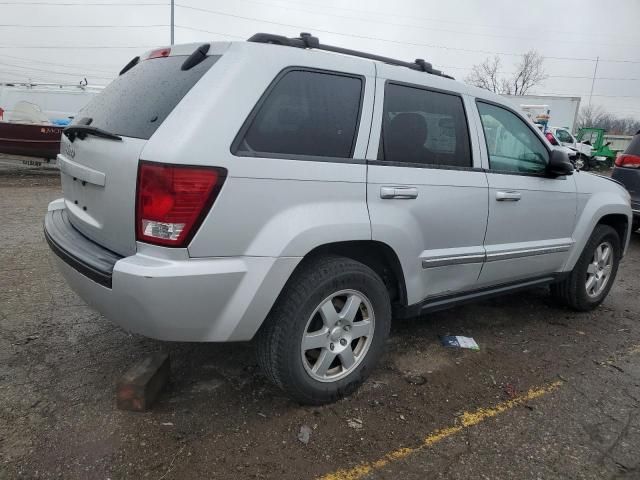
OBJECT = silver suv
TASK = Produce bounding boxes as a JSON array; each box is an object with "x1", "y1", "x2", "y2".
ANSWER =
[{"x1": 45, "y1": 33, "x2": 632, "y2": 405}]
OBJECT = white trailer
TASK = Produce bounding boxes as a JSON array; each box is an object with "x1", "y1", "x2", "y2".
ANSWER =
[{"x1": 502, "y1": 94, "x2": 581, "y2": 133}]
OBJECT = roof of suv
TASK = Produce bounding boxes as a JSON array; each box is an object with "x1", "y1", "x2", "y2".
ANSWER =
[
  {"x1": 137, "y1": 33, "x2": 512, "y2": 111},
  {"x1": 240, "y1": 33, "x2": 515, "y2": 103}
]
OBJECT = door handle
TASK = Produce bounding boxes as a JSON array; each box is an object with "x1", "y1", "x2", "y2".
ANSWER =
[
  {"x1": 496, "y1": 191, "x2": 522, "y2": 201},
  {"x1": 380, "y1": 186, "x2": 418, "y2": 199}
]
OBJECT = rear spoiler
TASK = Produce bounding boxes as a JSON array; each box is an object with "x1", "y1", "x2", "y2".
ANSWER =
[{"x1": 118, "y1": 43, "x2": 211, "y2": 76}]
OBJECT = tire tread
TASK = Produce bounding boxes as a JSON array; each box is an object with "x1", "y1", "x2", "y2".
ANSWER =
[
  {"x1": 256, "y1": 255, "x2": 390, "y2": 405},
  {"x1": 551, "y1": 224, "x2": 620, "y2": 311}
]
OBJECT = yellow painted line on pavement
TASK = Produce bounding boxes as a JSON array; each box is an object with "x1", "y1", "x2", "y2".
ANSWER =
[{"x1": 319, "y1": 380, "x2": 563, "y2": 480}]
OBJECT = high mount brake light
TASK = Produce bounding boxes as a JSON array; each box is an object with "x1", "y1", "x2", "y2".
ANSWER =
[
  {"x1": 135, "y1": 161, "x2": 226, "y2": 247},
  {"x1": 615, "y1": 154, "x2": 640, "y2": 168},
  {"x1": 545, "y1": 132, "x2": 559, "y2": 146},
  {"x1": 147, "y1": 47, "x2": 171, "y2": 60}
]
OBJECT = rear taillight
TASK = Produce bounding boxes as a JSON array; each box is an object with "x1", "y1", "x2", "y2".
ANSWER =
[
  {"x1": 135, "y1": 161, "x2": 226, "y2": 247},
  {"x1": 615, "y1": 154, "x2": 640, "y2": 168},
  {"x1": 545, "y1": 132, "x2": 559, "y2": 145}
]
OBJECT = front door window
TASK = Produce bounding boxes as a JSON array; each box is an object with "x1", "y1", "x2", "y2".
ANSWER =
[{"x1": 477, "y1": 102, "x2": 549, "y2": 174}]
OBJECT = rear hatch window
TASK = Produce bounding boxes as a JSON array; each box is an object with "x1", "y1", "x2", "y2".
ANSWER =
[
  {"x1": 58, "y1": 51, "x2": 219, "y2": 256},
  {"x1": 72, "y1": 54, "x2": 219, "y2": 140},
  {"x1": 624, "y1": 133, "x2": 640, "y2": 155}
]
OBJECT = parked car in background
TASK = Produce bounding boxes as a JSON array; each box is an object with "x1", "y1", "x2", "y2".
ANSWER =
[
  {"x1": 45, "y1": 33, "x2": 633, "y2": 405},
  {"x1": 541, "y1": 129, "x2": 579, "y2": 167},
  {"x1": 548, "y1": 126, "x2": 593, "y2": 170},
  {"x1": 612, "y1": 131, "x2": 640, "y2": 232}
]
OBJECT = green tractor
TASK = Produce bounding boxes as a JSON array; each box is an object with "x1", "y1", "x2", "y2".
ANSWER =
[{"x1": 575, "y1": 127, "x2": 619, "y2": 169}]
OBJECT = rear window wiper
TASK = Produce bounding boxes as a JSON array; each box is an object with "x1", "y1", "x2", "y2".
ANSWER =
[{"x1": 63, "y1": 125, "x2": 122, "y2": 142}]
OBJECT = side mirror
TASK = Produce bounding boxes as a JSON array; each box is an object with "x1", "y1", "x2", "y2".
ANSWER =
[{"x1": 547, "y1": 149, "x2": 574, "y2": 176}]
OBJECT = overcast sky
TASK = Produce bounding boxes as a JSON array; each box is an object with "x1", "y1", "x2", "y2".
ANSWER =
[{"x1": 1, "y1": 0, "x2": 639, "y2": 119}]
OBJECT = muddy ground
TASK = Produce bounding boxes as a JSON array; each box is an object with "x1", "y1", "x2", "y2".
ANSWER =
[{"x1": 1, "y1": 162, "x2": 639, "y2": 479}]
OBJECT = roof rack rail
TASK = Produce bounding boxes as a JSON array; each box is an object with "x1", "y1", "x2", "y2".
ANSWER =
[{"x1": 247, "y1": 32, "x2": 454, "y2": 80}]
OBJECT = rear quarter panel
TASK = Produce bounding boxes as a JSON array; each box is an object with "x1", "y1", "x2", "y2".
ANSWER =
[{"x1": 141, "y1": 42, "x2": 376, "y2": 258}]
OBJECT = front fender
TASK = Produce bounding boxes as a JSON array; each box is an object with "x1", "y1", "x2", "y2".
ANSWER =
[{"x1": 565, "y1": 191, "x2": 632, "y2": 271}]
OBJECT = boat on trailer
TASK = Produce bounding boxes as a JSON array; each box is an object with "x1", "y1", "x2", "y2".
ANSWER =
[
  {"x1": 0, "y1": 122, "x2": 64, "y2": 160},
  {"x1": 0, "y1": 82, "x2": 102, "y2": 161}
]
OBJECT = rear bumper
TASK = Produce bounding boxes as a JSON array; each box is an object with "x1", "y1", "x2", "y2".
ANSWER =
[
  {"x1": 44, "y1": 207, "x2": 122, "y2": 287},
  {"x1": 45, "y1": 201, "x2": 300, "y2": 342}
]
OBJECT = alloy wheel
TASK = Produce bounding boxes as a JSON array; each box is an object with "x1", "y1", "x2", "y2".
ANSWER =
[
  {"x1": 301, "y1": 289, "x2": 375, "y2": 382},
  {"x1": 585, "y1": 241, "x2": 613, "y2": 298}
]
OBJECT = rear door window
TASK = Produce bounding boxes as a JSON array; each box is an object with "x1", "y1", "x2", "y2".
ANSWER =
[
  {"x1": 377, "y1": 83, "x2": 472, "y2": 168},
  {"x1": 73, "y1": 55, "x2": 219, "y2": 140},
  {"x1": 235, "y1": 70, "x2": 363, "y2": 159}
]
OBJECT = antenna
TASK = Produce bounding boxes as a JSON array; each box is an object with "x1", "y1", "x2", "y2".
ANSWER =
[{"x1": 170, "y1": 0, "x2": 175, "y2": 45}]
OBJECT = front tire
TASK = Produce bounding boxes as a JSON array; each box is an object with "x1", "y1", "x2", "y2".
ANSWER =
[
  {"x1": 577, "y1": 154, "x2": 590, "y2": 171},
  {"x1": 256, "y1": 255, "x2": 391, "y2": 405},
  {"x1": 551, "y1": 224, "x2": 621, "y2": 311}
]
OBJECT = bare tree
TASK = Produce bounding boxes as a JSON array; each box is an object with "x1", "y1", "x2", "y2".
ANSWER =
[
  {"x1": 465, "y1": 50, "x2": 547, "y2": 95},
  {"x1": 577, "y1": 105, "x2": 640, "y2": 134},
  {"x1": 576, "y1": 104, "x2": 606, "y2": 130},
  {"x1": 465, "y1": 56, "x2": 502, "y2": 93}
]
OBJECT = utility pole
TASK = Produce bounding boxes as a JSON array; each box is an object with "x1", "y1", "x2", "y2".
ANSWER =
[
  {"x1": 588, "y1": 56, "x2": 599, "y2": 106},
  {"x1": 170, "y1": 0, "x2": 175, "y2": 45}
]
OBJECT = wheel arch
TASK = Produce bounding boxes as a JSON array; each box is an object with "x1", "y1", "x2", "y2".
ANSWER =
[
  {"x1": 597, "y1": 213, "x2": 629, "y2": 249},
  {"x1": 294, "y1": 240, "x2": 408, "y2": 307},
  {"x1": 565, "y1": 200, "x2": 631, "y2": 271}
]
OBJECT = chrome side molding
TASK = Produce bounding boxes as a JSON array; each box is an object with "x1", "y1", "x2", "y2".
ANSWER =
[{"x1": 422, "y1": 243, "x2": 574, "y2": 268}]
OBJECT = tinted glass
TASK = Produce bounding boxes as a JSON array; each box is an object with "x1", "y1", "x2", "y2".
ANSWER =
[
  {"x1": 75, "y1": 55, "x2": 219, "y2": 140},
  {"x1": 478, "y1": 102, "x2": 548, "y2": 174},
  {"x1": 378, "y1": 84, "x2": 471, "y2": 167},
  {"x1": 555, "y1": 129, "x2": 573, "y2": 143},
  {"x1": 624, "y1": 133, "x2": 640, "y2": 155},
  {"x1": 238, "y1": 70, "x2": 362, "y2": 158}
]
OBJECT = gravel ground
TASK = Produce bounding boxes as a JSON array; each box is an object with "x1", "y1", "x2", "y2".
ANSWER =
[{"x1": 1, "y1": 163, "x2": 639, "y2": 480}]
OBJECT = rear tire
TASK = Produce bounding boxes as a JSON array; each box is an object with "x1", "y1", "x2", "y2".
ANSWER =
[
  {"x1": 256, "y1": 255, "x2": 391, "y2": 405},
  {"x1": 551, "y1": 224, "x2": 621, "y2": 311}
]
